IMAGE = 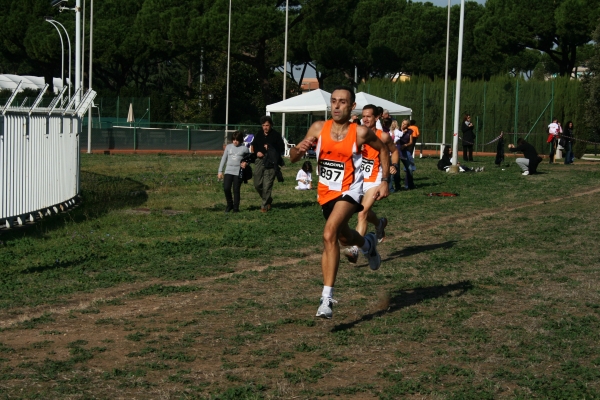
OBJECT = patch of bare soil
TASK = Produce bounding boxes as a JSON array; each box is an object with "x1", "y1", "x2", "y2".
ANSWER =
[{"x1": 1, "y1": 188, "x2": 599, "y2": 398}]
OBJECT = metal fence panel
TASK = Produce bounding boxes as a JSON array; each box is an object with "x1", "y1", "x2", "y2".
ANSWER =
[{"x1": 1, "y1": 88, "x2": 94, "y2": 227}]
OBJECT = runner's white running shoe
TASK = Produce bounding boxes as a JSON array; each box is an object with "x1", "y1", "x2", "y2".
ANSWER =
[
  {"x1": 344, "y1": 246, "x2": 359, "y2": 264},
  {"x1": 316, "y1": 297, "x2": 337, "y2": 319},
  {"x1": 376, "y1": 217, "x2": 388, "y2": 243},
  {"x1": 363, "y1": 233, "x2": 381, "y2": 271}
]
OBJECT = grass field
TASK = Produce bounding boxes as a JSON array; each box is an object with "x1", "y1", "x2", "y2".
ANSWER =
[{"x1": 0, "y1": 153, "x2": 599, "y2": 399}]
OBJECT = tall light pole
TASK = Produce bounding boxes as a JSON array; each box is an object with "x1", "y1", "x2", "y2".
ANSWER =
[
  {"x1": 45, "y1": 18, "x2": 71, "y2": 101},
  {"x1": 450, "y1": 0, "x2": 466, "y2": 173},
  {"x1": 87, "y1": 0, "x2": 93, "y2": 154},
  {"x1": 45, "y1": 19, "x2": 65, "y2": 97},
  {"x1": 75, "y1": 0, "x2": 81, "y2": 105},
  {"x1": 225, "y1": 0, "x2": 231, "y2": 144},
  {"x1": 441, "y1": 0, "x2": 451, "y2": 159},
  {"x1": 281, "y1": 0, "x2": 289, "y2": 139}
]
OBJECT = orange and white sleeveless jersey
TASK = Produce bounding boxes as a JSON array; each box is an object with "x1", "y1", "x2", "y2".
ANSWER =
[
  {"x1": 361, "y1": 129, "x2": 383, "y2": 183},
  {"x1": 316, "y1": 120, "x2": 363, "y2": 205}
]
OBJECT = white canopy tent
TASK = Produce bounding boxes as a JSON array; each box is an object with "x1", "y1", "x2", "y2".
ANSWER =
[
  {"x1": 266, "y1": 89, "x2": 331, "y2": 117},
  {"x1": 353, "y1": 92, "x2": 412, "y2": 116},
  {"x1": 265, "y1": 89, "x2": 412, "y2": 149},
  {"x1": 266, "y1": 89, "x2": 332, "y2": 148}
]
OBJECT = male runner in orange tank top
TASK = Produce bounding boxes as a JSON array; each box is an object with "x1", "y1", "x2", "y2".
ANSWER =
[
  {"x1": 290, "y1": 86, "x2": 390, "y2": 319},
  {"x1": 343, "y1": 104, "x2": 399, "y2": 264}
]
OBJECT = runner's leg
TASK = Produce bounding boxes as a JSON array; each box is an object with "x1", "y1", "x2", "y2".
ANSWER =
[
  {"x1": 322, "y1": 200, "x2": 363, "y2": 287},
  {"x1": 356, "y1": 186, "x2": 380, "y2": 236}
]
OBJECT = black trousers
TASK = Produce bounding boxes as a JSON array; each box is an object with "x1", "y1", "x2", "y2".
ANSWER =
[
  {"x1": 223, "y1": 173, "x2": 242, "y2": 210},
  {"x1": 549, "y1": 139, "x2": 556, "y2": 163},
  {"x1": 463, "y1": 145, "x2": 474, "y2": 161}
]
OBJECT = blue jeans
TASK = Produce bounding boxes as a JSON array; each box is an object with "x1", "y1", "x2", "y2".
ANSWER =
[
  {"x1": 563, "y1": 142, "x2": 574, "y2": 164},
  {"x1": 400, "y1": 151, "x2": 415, "y2": 189},
  {"x1": 404, "y1": 149, "x2": 416, "y2": 171}
]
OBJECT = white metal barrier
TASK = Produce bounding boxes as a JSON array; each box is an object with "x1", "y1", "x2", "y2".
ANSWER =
[{"x1": 0, "y1": 82, "x2": 96, "y2": 228}]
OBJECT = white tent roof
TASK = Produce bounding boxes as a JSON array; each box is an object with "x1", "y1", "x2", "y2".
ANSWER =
[
  {"x1": 0, "y1": 74, "x2": 64, "y2": 94},
  {"x1": 266, "y1": 89, "x2": 331, "y2": 114},
  {"x1": 353, "y1": 92, "x2": 412, "y2": 116}
]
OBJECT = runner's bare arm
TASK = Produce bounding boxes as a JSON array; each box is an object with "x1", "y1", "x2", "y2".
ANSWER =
[{"x1": 290, "y1": 121, "x2": 324, "y2": 163}]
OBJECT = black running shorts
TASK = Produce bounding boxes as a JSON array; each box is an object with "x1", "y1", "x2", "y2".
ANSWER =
[{"x1": 321, "y1": 195, "x2": 364, "y2": 220}]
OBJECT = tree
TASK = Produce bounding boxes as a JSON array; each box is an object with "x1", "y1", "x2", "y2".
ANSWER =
[
  {"x1": 92, "y1": 0, "x2": 147, "y2": 95},
  {"x1": 0, "y1": 0, "x2": 60, "y2": 90},
  {"x1": 583, "y1": 22, "x2": 600, "y2": 140},
  {"x1": 475, "y1": 0, "x2": 600, "y2": 77}
]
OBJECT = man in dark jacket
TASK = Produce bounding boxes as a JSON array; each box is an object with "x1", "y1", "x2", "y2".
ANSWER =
[
  {"x1": 461, "y1": 114, "x2": 475, "y2": 161},
  {"x1": 253, "y1": 116, "x2": 285, "y2": 212},
  {"x1": 508, "y1": 138, "x2": 542, "y2": 175},
  {"x1": 495, "y1": 132, "x2": 505, "y2": 166}
]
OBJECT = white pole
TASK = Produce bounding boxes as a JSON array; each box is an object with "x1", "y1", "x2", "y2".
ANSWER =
[
  {"x1": 199, "y1": 48, "x2": 204, "y2": 109},
  {"x1": 441, "y1": 0, "x2": 451, "y2": 159},
  {"x1": 46, "y1": 21, "x2": 64, "y2": 97},
  {"x1": 225, "y1": 0, "x2": 231, "y2": 143},
  {"x1": 52, "y1": 20, "x2": 71, "y2": 102},
  {"x1": 450, "y1": 0, "x2": 465, "y2": 173},
  {"x1": 87, "y1": 0, "x2": 93, "y2": 154},
  {"x1": 75, "y1": 0, "x2": 81, "y2": 105},
  {"x1": 281, "y1": 0, "x2": 289, "y2": 139},
  {"x1": 81, "y1": 0, "x2": 85, "y2": 91}
]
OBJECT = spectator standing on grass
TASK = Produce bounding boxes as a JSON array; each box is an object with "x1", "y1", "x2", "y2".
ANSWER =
[
  {"x1": 218, "y1": 131, "x2": 250, "y2": 213},
  {"x1": 462, "y1": 114, "x2": 475, "y2": 162},
  {"x1": 395, "y1": 119, "x2": 416, "y2": 189},
  {"x1": 389, "y1": 120, "x2": 401, "y2": 191},
  {"x1": 289, "y1": 86, "x2": 389, "y2": 319},
  {"x1": 407, "y1": 119, "x2": 420, "y2": 171},
  {"x1": 253, "y1": 116, "x2": 285, "y2": 212},
  {"x1": 295, "y1": 161, "x2": 313, "y2": 190},
  {"x1": 495, "y1": 132, "x2": 505, "y2": 167},
  {"x1": 547, "y1": 118, "x2": 560, "y2": 164},
  {"x1": 508, "y1": 138, "x2": 542, "y2": 175},
  {"x1": 561, "y1": 121, "x2": 575, "y2": 165}
]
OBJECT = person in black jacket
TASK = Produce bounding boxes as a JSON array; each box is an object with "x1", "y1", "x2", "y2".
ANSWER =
[
  {"x1": 437, "y1": 145, "x2": 482, "y2": 172},
  {"x1": 253, "y1": 116, "x2": 285, "y2": 212},
  {"x1": 495, "y1": 132, "x2": 505, "y2": 166},
  {"x1": 461, "y1": 114, "x2": 475, "y2": 161},
  {"x1": 508, "y1": 138, "x2": 542, "y2": 175},
  {"x1": 561, "y1": 121, "x2": 575, "y2": 165}
]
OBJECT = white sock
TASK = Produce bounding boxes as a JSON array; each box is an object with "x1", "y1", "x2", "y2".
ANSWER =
[{"x1": 322, "y1": 286, "x2": 333, "y2": 298}]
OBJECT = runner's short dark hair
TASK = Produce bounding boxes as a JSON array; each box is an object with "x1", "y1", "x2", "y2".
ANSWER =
[
  {"x1": 331, "y1": 85, "x2": 355, "y2": 104},
  {"x1": 362, "y1": 104, "x2": 378, "y2": 115}
]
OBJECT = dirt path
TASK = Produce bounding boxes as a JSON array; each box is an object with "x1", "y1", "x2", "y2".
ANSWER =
[{"x1": 3, "y1": 185, "x2": 599, "y2": 328}]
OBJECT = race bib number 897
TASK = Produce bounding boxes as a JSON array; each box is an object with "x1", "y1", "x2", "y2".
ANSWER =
[{"x1": 318, "y1": 159, "x2": 345, "y2": 191}]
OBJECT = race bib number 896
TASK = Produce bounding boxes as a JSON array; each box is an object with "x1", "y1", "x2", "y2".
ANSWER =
[{"x1": 318, "y1": 159, "x2": 345, "y2": 191}]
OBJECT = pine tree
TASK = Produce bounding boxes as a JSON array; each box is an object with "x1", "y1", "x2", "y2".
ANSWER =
[{"x1": 584, "y1": 23, "x2": 600, "y2": 142}]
